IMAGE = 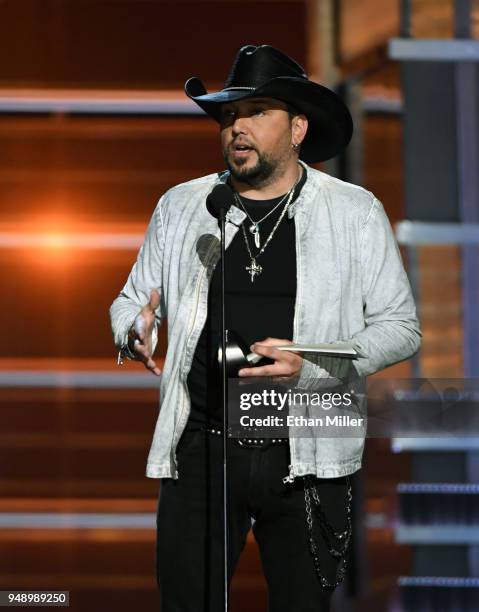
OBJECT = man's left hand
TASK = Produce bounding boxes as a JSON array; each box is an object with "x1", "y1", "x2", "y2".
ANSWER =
[{"x1": 238, "y1": 337, "x2": 303, "y2": 378}]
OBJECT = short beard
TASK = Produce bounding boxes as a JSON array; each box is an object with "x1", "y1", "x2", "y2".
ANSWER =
[{"x1": 223, "y1": 148, "x2": 279, "y2": 188}]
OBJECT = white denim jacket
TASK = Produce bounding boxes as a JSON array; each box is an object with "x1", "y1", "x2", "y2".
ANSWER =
[{"x1": 109, "y1": 161, "x2": 421, "y2": 481}]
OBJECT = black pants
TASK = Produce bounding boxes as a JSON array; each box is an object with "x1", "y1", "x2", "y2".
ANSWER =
[{"x1": 156, "y1": 429, "x2": 351, "y2": 612}]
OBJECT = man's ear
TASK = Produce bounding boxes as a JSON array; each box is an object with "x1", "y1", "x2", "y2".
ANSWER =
[{"x1": 292, "y1": 114, "x2": 308, "y2": 146}]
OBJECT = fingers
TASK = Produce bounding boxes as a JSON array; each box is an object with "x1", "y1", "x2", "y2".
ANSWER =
[
  {"x1": 125, "y1": 289, "x2": 161, "y2": 377},
  {"x1": 238, "y1": 364, "x2": 294, "y2": 377},
  {"x1": 240, "y1": 338, "x2": 302, "y2": 378},
  {"x1": 144, "y1": 356, "x2": 162, "y2": 376},
  {"x1": 251, "y1": 343, "x2": 296, "y2": 362},
  {"x1": 239, "y1": 364, "x2": 278, "y2": 377},
  {"x1": 250, "y1": 338, "x2": 296, "y2": 354},
  {"x1": 238, "y1": 358, "x2": 301, "y2": 378},
  {"x1": 251, "y1": 337, "x2": 292, "y2": 347},
  {"x1": 250, "y1": 344, "x2": 283, "y2": 361},
  {"x1": 133, "y1": 316, "x2": 147, "y2": 342},
  {"x1": 135, "y1": 290, "x2": 160, "y2": 341},
  {"x1": 148, "y1": 288, "x2": 161, "y2": 312},
  {"x1": 132, "y1": 338, "x2": 150, "y2": 358},
  {"x1": 135, "y1": 289, "x2": 160, "y2": 339},
  {"x1": 132, "y1": 339, "x2": 161, "y2": 376}
]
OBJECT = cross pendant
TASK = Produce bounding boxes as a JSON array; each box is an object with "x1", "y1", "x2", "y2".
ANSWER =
[{"x1": 246, "y1": 258, "x2": 262, "y2": 282}]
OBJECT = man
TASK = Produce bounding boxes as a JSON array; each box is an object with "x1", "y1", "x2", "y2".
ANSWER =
[{"x1": 110, "y1": 45, "x2": 421, "y2": 611}]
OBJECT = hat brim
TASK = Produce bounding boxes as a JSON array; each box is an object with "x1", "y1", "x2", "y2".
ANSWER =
[{"x1": 184, "y1": 76, "x2": 353, "y2": 163}]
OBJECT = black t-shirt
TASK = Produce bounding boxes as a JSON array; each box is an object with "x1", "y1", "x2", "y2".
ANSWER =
[{"x1": 186, "y1": 167, "x2": 307, "y2": 428}]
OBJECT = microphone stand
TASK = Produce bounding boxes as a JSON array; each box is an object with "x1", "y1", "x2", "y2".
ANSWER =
[
  {"x1": 206, "y1": 183, "x2": 234, "y2": 612},
  {"x1": 219, "y1": 207, "x2": 229, "y2": 612}
]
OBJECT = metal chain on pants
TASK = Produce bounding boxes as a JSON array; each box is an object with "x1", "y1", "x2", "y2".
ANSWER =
[{"x1": 304, "y1": 475, "x2": 353, "y2": 589}]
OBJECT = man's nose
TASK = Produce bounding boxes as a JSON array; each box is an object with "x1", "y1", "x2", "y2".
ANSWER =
[{"x1": 231, "y1": 115, "x2": 248, "y2": 134}]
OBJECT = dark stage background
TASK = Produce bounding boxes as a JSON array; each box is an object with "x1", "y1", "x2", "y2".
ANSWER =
[{"x1": 0, "y1": 1, "x2": 477, "y2": 611}]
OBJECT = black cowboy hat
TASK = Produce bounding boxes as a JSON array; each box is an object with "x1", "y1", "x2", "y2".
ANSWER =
[{"x1": 184, "y1": 44, "x2": 353, "y2": 163}]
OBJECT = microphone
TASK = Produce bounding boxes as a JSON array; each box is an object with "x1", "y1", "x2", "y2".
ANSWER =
[{"x1": 206, "y1": 183, "x2": 235, "y2": 223}]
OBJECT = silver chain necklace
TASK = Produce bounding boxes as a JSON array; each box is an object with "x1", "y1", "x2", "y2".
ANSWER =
[
  {"x1": 240, "y1": 185, "x2": 296, "y2": 282},
  {"x1": 234, "y1": 189, "x2": 291, "y2": 249}
]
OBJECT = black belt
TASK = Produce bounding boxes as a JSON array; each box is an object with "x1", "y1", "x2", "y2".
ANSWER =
[{"x1": 202, "y1": 426, "x2": 289, "y2": 448}]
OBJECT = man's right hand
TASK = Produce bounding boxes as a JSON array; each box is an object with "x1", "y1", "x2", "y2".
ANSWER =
[{"x1": 128, "y1": 289, "x2": 162, "y2": 376}]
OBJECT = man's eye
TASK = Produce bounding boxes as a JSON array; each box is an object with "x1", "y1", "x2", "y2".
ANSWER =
[{"x1": 252, "y1": 108, "x2": 265, "y2": 116}]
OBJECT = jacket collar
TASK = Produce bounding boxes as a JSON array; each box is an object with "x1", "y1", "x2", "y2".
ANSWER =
[{"x1": 287, "y1": 159, "x2": 315, "y2": 218}]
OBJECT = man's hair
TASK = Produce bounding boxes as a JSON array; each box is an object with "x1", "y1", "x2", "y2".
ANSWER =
[{"x1": 286, "y1": 102, "x2": 302, "y2": 120}]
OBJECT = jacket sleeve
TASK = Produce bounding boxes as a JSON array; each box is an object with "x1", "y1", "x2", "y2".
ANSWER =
[
  {"x1": 350, "y1": 197, "x2": 421, "y2": 376},
  {"x1": 109, "y1": 194, "x2": 166, "y2": 358},
  {"x1": 298, "y1": 196, "x2": 421, "y2": 385}
]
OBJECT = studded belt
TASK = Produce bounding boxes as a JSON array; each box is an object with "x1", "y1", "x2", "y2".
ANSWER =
[{"x1": 203, "y1": 426, "x2": 289, "y2": 448}]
